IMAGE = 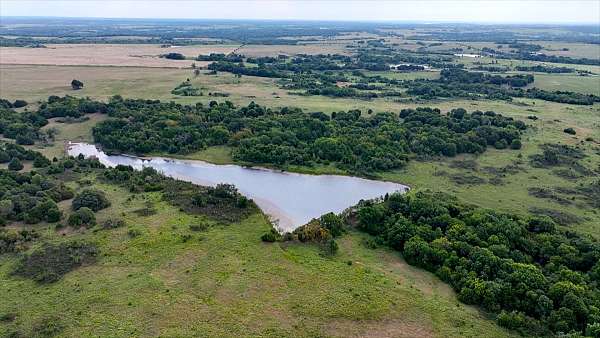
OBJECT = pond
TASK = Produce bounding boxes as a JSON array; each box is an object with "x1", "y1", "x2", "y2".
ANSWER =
[{"x1": 67, "y1": 143, "x2": 409, "y2": 232}]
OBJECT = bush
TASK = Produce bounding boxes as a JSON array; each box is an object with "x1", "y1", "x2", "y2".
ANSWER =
[
  {"x1": 320, "y1": 212, "x2": 344, "y2": 237},
  {"x1": 101, "y1": 217, "x2": 125, "y2": 229},
  {"x1": 261, "y1": 228, "x2": 281, "y2": 242},
  {"x1": 7, "y1": 158, "x2": 23, "y2": 171},
  {"x1": 12, "y1": 241, "x2": 97, "y2": 283},
  {"x1": 510, "y1": 139, "x2": 522, "y2": 150},
  {"x1": 71, "y1": 79, "x2": 84, "y2": 90},
  {"x1": 497, "y1": 310, "x2": 527, "y2": 330},
  {"x1": 563, "y1": 127, "x2": 577, "y2": 135},
  {"x1": 189, "y1": 223, "x2": 209, "y2": 232},
  {"x1": 72, "y1": 189, "x2": 110, "y2": 212},
  {"x1": 494, "y1": 139, "x2": 508, "y2": 149},
  {"x1": 68, "y1": 207, "x2": 96, "y2": 228},
  {"x1": 12, "y1": 99, "x2": 28, "y2": 108}
]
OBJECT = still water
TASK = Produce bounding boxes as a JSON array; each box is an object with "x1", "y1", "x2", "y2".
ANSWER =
[{"x1": 68, "y1": 143, "x2": 409, "y2": 231}]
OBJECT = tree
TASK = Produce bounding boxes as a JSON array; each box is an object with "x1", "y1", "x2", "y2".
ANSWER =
[
  {"x1": 72, "y1": 189, "x2": 110, "y2": 212},
  {"x1": 510, "y1": 139, "x2": 522, "y2": 150},
  {"x1": 12, "y1": 99, "x2": 28, "y2": 108},
  {"x1": 71, "y1": 79, "x2": 84, "y2": 90},
  {"x1": 320, "y1": 212, "x2": 344, "y2": 237},
  {"x1": 8, "y1": 158, "x2": 23, "y2": 171}
]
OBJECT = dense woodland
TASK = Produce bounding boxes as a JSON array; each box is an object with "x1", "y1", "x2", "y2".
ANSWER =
[
  {"x1": 81, "y1": 97, "x2": 524, "y2": 172},
  {"x1": 351, "y1": 191, "x2": 600, "y2": 336}
]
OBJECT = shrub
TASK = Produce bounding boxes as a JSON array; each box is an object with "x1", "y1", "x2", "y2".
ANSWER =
[
  {"x1": 261, "y1": 228, "x2": 281, "y2": 242},
  {"x1": 7, "y1": 158, "x2": 23, "y2": 171},
  {"x1": 68, "y1": 207, "x2": 96, "y2": 228},
  {"x1": 494, "y1": 139, "x2": 508, "y2": 149},
  {"x1": 71, "y1": 79, "x2": 84, "y2": 90},
  {"x1": 563, "y1": 127, "x2": 577, "y2": 135},
  {"x1": 101, "y1": 217, "x2": 125, "y2": 229},
  {"x1": 127, "y1": 226, "x2": 143, "y2": 238},
  {"x1": 320, "y1": 212, "x2": 344, "y2": 237},
  {"x1": 189, "y1": 223, "x2": 209, "y2": 232},
  {"x1": 12, "y1": 241, "x2": 97, "y2": 283},
  {"x1": 12, "y1": 99, "x2": 28, "y2": 108},
  {"x1": 72, "y1": 189, "x2": 110, "y2": 212},
  {"x1": 510, "y1": 139, "x2": 522, "y2": 150},
  {"x1": 497, "y1": 310, "x2": 527, "y2": 330}
]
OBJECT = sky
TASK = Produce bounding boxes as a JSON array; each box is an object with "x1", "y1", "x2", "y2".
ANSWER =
[{"x1": 1, "y1": 0, "x2": 599, "y2": 24}]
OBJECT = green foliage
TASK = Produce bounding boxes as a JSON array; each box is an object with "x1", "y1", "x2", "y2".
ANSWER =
[
  {"x1": 71, "y1": 79, "x2": 84, "y2": 90},
  {"x1": 261, "y1": 228, "x2": 281, "y2": 242},
  {"x1": 7, "y1": 157, "x2": 23, "y2": 171},
  {"x1": 352, "y1": 190, "x2": 600, "y2": 335},
  {"x1": 68, "y1": 207, "x2": 96, "y2": 228},
  {"x1": 72, "y1": 188, "x2": 111, "y2": 212},
  {"x1": 88, "y1": 98, "x2": 525, "y2": 173},
  {"x1": 319, "y1": 212, "x2": 344, "y2": 237},
  {"x1": 12, "y1": 240, "x2": 97, "y2": 283}
]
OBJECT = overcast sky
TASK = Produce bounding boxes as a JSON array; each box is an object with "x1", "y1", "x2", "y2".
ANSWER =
[{"x1": 1, "y1": 1, "x2": 599, "y2": 24}]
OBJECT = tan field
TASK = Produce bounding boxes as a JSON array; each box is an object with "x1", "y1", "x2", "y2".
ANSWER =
[{"x1": 0, "y1": 44, "x2": 241, "y2": 68}]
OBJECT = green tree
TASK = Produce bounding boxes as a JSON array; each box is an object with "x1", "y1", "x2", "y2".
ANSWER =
[
  {"x1": 71, "y1": 79, "x2": 84, "y2": 90},
  {"x1": 8, "y1": 158, "x2": 23, "y2": 171}
]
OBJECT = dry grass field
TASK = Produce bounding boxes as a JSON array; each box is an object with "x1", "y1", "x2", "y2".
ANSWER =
[{"x1": 0, "y1": 44, "x2": 240, "y2": 67}]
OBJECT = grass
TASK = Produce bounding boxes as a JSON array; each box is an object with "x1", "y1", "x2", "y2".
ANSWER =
[
  {"x1": 531, "y1": 73, "x2": 600, "y2": 96},
  {"x1": 0, "y1": 176, "x2": 515, "y2": 337}
]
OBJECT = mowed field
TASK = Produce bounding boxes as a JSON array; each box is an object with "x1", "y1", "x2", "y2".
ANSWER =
[{"x1": 0, "y1": 44, "x2": 239, "y2": 67}]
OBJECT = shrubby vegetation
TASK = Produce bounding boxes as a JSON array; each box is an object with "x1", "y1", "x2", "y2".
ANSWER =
[
  {"x1": 352, "y1": 190, "x2": 600, "y2": 336},
  {"x1": 89, "y1": 97, "x2": 525, "y2": 173},
  {"x1": 102, "y1": 164, "x2": 256, "y2": 222},
  {"x1": 12, "y1": 240, "x2": 97, "y2": 283}
]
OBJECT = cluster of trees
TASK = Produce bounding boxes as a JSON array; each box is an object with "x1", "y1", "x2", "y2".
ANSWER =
[
  {"x1": 89, "y1": 97, "x2": 525, "y2": 173},
  {"x1": 196, "y1": 53, "x2": 243, "y2": 62},
  {"x1": 353, "y1": 191, "x2": 600, "y2": 336},
  {"x1": 439, "y1": 69, "x2": 534, "y2": 87},
  {"x1": 484, "y1": 48, "x2": 600, "y2": 66},
  {"x1": 0, "y1": 143, "x2": 50, "y2": 170},
  {"x1": 207, "y1": 61, "x2": 284, "y2": 78},
  {"x1": 0, "y1": 98, "x2": 28, "y2": 109},
  {"x1": 405, "y1": 69, "x2": 600, "y2": 105},
  {"x1": 171, "y1": 81, "x2": 202, "y2": 96},
  {"x1": 0, "y1": 96, "x2": 108, "y2": 145},
  {"x1": 160, "y1": 52, "x2": 186, "y2": 60},
  {"x1": 515, "y1": 65, "x2": 575, "y2": 73},
  {"x1": 0, "y1": 161, "x2": 72, "y2": 226}
]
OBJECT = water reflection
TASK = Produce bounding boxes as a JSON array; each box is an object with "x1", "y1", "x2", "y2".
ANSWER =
[{"x1": 68, "y1": 143, "x2": 409, "y2": 231}]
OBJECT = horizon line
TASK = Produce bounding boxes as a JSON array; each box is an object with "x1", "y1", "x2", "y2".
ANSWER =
[{"x1": 1, "y1": 15, "x2": 599, "y2": 26}]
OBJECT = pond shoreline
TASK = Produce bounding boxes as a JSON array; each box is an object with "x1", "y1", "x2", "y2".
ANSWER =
[{"x1": 67, "y1": 142, "x2": 410, "y2": 231}]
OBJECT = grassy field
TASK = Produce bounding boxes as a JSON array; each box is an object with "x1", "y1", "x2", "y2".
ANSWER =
[
  {"x1": 531, "y1": 73, "x2": 600, "y2": 96},
  {"x1": 0, "y1": 176, "x2": 515, "y2": 337}
]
